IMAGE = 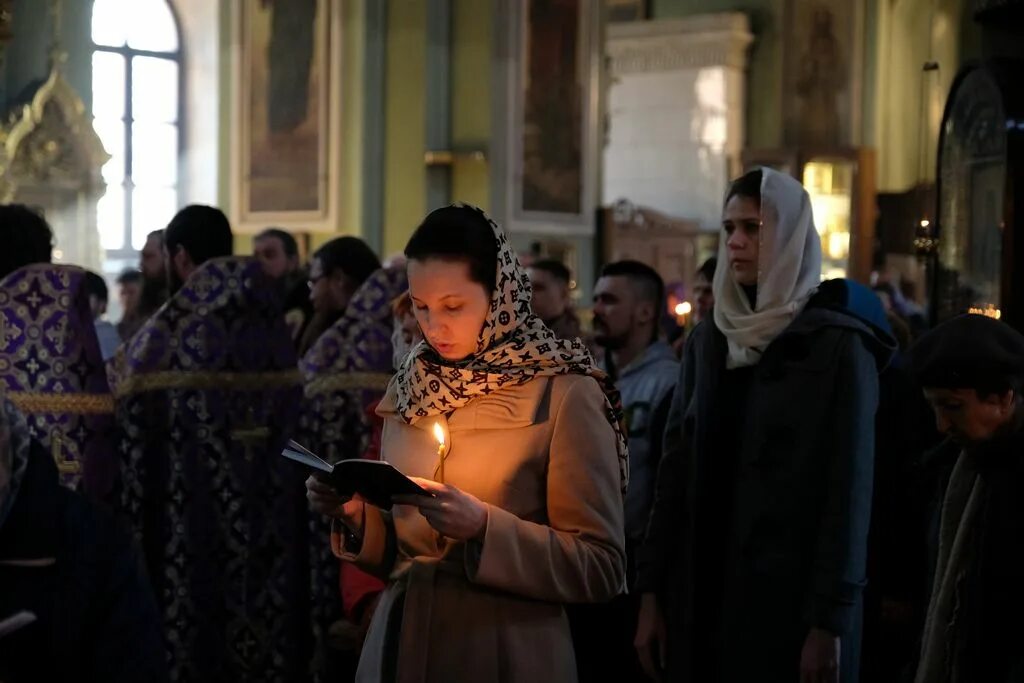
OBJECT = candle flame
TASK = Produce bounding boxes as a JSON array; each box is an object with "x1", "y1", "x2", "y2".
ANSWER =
[{"x1": 432, "y1": 422, "x2": 445, "y2": 447}]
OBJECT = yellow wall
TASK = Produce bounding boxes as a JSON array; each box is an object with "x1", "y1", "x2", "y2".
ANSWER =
[
  {"x1": 382, "y1": 0, "x2": 428, "y2": 258},
  {"x1": 339, "y1": 0, "x2": 366, "y2": 241},
  {"x1": 451, "y1": 0, "x2": 493, "y2": 210}
]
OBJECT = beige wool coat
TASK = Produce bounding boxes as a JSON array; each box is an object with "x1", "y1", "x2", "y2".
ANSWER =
[{"x1": 331, "y1": 372, "x2": 626, "y2": 683}]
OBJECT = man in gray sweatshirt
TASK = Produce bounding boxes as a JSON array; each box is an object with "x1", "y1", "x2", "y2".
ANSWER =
[
  {"x1": 593, "y1": 260, "x2": 679, "y2": 558},
  {"x1": 570, "y1": 260, "x2": 678, "y2": 682}
]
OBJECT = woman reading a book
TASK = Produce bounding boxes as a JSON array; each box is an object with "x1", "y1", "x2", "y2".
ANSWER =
[{"x1": 306, "y1": 204, "x2": 626, "y2": 682}]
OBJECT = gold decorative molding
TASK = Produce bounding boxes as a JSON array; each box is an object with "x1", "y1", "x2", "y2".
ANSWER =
[
  {"x1": 112, "y1": 369, "x2": 304, "y2": 399},
  {"x1": 606, "y1": 13, "x2": 754, "y2": 76},
  {"x1": 609, "y1": 199, "x2": 702, "y2": 235},
  {"x1": 7, "y1": 391, "x2": 115, "y2": 415},
  {"x1": 0, "y1": 64, "x2": 110, "y2": 202},
  {"x1": 304, "y1": 371, "x2": 394, "y2": 398}
]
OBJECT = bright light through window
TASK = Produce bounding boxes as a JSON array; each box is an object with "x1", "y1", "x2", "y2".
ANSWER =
[{"x1": 91, "y1": 0, "x2": 180, "y2": 256}]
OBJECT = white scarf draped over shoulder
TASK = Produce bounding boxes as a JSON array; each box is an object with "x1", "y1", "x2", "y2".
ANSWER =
[{"x1": 713, "y1": 167, "x2": 823, "y2": 368}]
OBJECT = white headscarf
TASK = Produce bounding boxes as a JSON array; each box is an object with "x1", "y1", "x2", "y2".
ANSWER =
[{"x1": 713, "y1": 167, "x2": 823, "y2": 368}]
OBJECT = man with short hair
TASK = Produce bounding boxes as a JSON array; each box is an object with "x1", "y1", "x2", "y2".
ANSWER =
[
  {"x1": 592, "y1": 260, "x2": 678, "y2": 554},
  {"x1": 527, "y1": 259, "x2": 582, "y2": 341},
  {"x1": 254, "y1": 227, "x2": 312, "y2": 343},
  {"x1": 572, "y1": 260, "x2": 679, "y2": 682},
  {"x1": 693, "y1": 257, "x2": 716, "y2": 324},
  {"x1": 908, "y1": 314, "x2": 1024, "y2": 683},
  {"x1": 108, "y1": 206, "x2": 312, "y2": 682},
  {"x1": 115, "y1": 269, "x2": 143, "y2": 340},
  {"x1": 0, "y1": 207, "x2": 115, "y2": 494},
  {"x1": 254, "y1": 228, "x2": 300, "y2": 280},
  {"x1": 84, "y1": 271, "x2": 121, "y2": 361},
  {"x1": 299, "y1": 236, "x2": 382, "y2": 354},
  {"x1": 134, "y1": 230, "x2": 168, "y2": 331},
  {"x1": 163, "y1": 205, "x2": 234, "y2": 293},
  {"x1": 140, "y1": 230, "x2": 165, "y2": 282},
  {"x1": 0, "y1": 204, "x2": 53, "y2": 279}
]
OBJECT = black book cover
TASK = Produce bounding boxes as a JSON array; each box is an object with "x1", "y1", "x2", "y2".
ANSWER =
[{"x1": 282, "y1": 440, "x2": 433, "y2": 510}]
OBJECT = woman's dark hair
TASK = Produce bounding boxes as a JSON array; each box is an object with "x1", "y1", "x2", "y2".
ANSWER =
[
  {"x1": 726, "y1": 169, "x2": 763, "y2": 205},
  {"x1": 404, "y1": 206, "x2": 498, "y2": 292}
]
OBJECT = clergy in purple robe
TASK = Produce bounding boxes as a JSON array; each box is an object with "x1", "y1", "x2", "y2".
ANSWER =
[
  {"x1": 298, "y1": 267, "x2": 407, "y2": 668},
  {"x1": 0, "y1": 264, "x2": 116, "y2": 497},
  {"x1": 108, "y1": 256, "x2": 312, "y2": 681}
]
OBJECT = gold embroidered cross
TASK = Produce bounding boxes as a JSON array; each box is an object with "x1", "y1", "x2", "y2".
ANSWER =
[
  {"x1": 51, "y1": 431, "x2": 81, "y2": 475},
  {"x1": 229, "y1": 406, "x2": 270, "y2": 462}
]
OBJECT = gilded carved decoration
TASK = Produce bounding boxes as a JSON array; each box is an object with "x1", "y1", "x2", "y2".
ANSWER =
[{"x1": 0, "y1": 65, "x2": 109, "y2": 203}]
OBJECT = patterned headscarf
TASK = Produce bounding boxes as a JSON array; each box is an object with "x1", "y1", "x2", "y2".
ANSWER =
[{"x1": 394, "y1": 204, "x2": 628, "y2": 490}]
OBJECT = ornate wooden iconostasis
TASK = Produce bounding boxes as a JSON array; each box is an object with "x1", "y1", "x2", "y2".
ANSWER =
[
  {"x1": 926, "y1": 1, "x2": 1024, "y2": 329},
  {"x1": 599, "y1": 199, "x2": 717, "y2": 323},
  {"x1": 928, "y1": 60, "x2": 1024, "y2": 328},
  {"x1": 0, "y1": 1, "x2": 108, "y2": 274}
]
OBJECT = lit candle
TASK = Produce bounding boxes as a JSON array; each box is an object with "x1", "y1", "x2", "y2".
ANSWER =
[{"x1": 432, "y1": 421, "x2": 448, "y2": 483}]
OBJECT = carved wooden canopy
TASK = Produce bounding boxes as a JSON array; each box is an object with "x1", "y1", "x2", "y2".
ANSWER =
[
  {"x1": 0, "y1": 64, "x2": 109, "y2": 202},
  {"x1": 603, "y1": 199, "x2": 717, "y2": 289}
]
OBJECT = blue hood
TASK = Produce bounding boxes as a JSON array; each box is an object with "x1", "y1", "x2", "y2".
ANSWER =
[{"x1": 787, "y1": 279, "x2": 898, "y2": 371}]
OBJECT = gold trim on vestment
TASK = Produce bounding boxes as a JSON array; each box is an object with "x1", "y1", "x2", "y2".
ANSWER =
[
  {"x1": 112, "y1": 369, "x2": 304, "y2": 398},
  {"x1": 6, "y1": 391, "x2": 115, "y2": 415},
  {"x1": 304, "y1": 371, "x2": 393, "y2": 397}
]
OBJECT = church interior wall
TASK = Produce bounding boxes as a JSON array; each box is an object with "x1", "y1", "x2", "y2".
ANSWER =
[
  {"x1": 383, "y1": 0, "x2": 427, "y2": 259},
  {"x1": 450, "y1": 0, "x2": 492, "y2": 217},
  {"x1": 339, "y1": 0, "x2": 366, "y2": 249},
  {"x1": 652, "y1": 0, "x2": 784, "y2": 149},
  {"x1": 0, "y1": 0, "x2": 984, "y2": 277},
  {"x1": 870, "y1": 0, "x2": 967, "y2": 193}
]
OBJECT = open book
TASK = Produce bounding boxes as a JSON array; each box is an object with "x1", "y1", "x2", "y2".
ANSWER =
[{"x1": 283, "y1": 440, "x2": 433, "y2": 510}]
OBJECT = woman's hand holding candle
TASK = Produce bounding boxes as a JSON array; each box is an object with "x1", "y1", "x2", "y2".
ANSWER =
[{"x1": 393, "y1": 477, "x2": 488, "y2": 541}]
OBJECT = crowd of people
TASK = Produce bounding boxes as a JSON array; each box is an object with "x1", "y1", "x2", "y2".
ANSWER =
[{"x1": 0, "y1": 166, "x2": 1021, "y2": 683}]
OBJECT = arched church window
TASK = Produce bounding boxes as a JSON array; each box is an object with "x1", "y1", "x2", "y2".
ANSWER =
[{"x1": 91, "y1": 0, "x2": 181, "y2": 261}]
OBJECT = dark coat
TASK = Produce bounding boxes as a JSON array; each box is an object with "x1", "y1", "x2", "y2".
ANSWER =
[
  {"x1": 636, "y1": 281, "x2": 895, "y2": 682},
  {"x1": 915, "y1": 432, "x2": 1024, "y2": 683},
  {"x1": 0, "y1": 443, "x2": 166, "y2": 683}
]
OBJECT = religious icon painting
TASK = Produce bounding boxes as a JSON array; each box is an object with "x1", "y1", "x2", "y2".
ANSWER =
[
  {"x1": 781, "y1": 0, "x2": 864, "y2": 149},
  {"x1": 494, "y1": 0, "x2": 601, "y2": 239},
  {"x1": 230, "y1": 0, "x2": 342, "y2": 233}
]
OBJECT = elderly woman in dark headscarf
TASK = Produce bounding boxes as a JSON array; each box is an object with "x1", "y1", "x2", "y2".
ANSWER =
[{"x1": 909, "y1": 314, "x2": 1024, "y2": 683}]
